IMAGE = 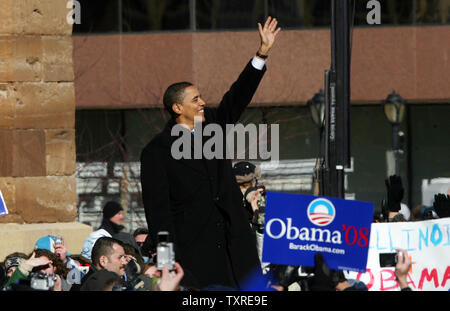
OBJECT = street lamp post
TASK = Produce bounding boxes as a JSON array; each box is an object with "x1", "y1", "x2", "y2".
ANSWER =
[{"x1": 383, "y1": 91, "x2": 406, "y2": 176}]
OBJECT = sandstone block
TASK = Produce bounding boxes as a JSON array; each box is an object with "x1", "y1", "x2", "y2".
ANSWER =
[
  {"x1": 0, "y1": 83, "x2": 15, "y2": 129},
  {"x1": 15, "y1": 176, "x2": 77, "y2": 223},
  {"x1": 0, "y1": 130, "x2": 14, "y2": 177},
  {"x1": 0, "y1": 37, "x2": 14, "y2": 81},
  {"x1": 42, "y1": 36, "x2": 74, "y2": 82},
  {"x1": 14, "y1": 0, "x2": 73, "y2": 35},
  {"x1": 0, "y1": 0, "x2": 15, "y2": 34},
  {"x1": 45, "y1": 129, "x2": 76, "y2": 176},
  {"x1": 14, "y1": 82, "x2": 75, "y2": 129},
  {"x1": 13, "y1": 129, "x2": 46, "y2": 177},
  {"x1": 14, "y1": 36, "x2": 43, "y2": 82},
  {"x1": 1, "y1": 0, "x2": 73, "y2": 35}
]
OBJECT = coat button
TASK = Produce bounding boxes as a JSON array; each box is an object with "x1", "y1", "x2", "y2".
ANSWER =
[
  {"x1": 214, "y1": 196, "x2": 219, "y2": 202},
  {"x1": 217, "y1": 242, "x2": 222, "y2": 248}
]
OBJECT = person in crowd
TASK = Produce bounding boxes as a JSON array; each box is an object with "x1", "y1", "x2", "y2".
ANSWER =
[
  {"x1": 33, "y1": 235, "x2": 91, "y2": 286},
  {"x1": 34, "y1": 235, "x2": 81, "y2": 270},
  {"x1": 395, "y1": 248, "x2": 413, "y2": 291},
  {"x1": 307, "y1": 253, "x2": 367, "y2": 291},
  {"x1": 0, "y1": 265, "x2": 4, "y2": 288},
  {"x1": 114, "y1": 231, "x2": 142, "y2": 257},
  {"x1": 433, "y1": 193, "x2": 450, "y2": 219},
  {"x1": 233, "y1": 161, "x2": 262, "y2": 224},
  {"x1": 75, "y1": 237, "x2": 128, "y2": 291},
  {"x1": 383, "y1": 175, "x2": 411, "y2": 222},
  {"x1": 233, "y1": 161, "x2": 268, "y2": 271},
  {"x1": 98, "y1": 201, "x2": 126, "y2": 235},
  {"x1": 133, "y1": 227, "x2": 149, "y2": 247},
  {"x1": 140, "y1": 17, "x2": 281, "y2": 289},
  {"x1": 76, "y1": 237, "x2": 183, "y2": 291},
  {"x1": 78, "y1": 269, "x2": 122, "y2": 291},
  {"x1": 2, "y1": 252, "x2": 28, "y2": 279},
  {"x1": 3, "y1": 249, "x2": 70, "y2": 291},
  {"x1": 117, "y1": 240, "x2": 154, "y2": 290},
  {"x1": 133, "y1": 227, "x2": 149, "y2": 251},
  {"x1": 76, "y1": 236, "x2": 183, "y2": 291},
  {"x1": 81, "y1": 201, "x2": 125, "y2": 260}
]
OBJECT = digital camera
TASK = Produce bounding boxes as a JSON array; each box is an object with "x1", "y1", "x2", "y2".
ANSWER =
[
  {"x1": 30, "y1": 272, "x2": 57, "y2": 291},
  {"x1": 379, "y1": 252, "x2": 398, "y2": 267},
  {"x1": 54, "y1": 236, "x2": 63, "y2": 245},
  {"x1": 156, "y1": 231, "x2": 175, "y2": 271}
]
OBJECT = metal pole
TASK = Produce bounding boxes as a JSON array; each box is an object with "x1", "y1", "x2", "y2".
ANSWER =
[
  {"x1": 392, "y1": 123, "x2": 400, "y2": 176},
  {"x1": 323, "y1": 0, "x2": 351, "y2": 199},
  {"x1": 189, "y1": 0, "x2": 197, "y2": 31}
]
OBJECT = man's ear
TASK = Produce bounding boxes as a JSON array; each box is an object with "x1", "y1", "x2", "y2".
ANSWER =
[
  {"x1": 99, "y1": 255, "x2": 108, "y2": 269},
  {"x1": 172, "y1": 103, "x2": 183, "y2": 115}
]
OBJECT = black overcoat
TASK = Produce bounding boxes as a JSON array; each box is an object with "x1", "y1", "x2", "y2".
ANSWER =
[{"x1": 140, "y1": 59, "x2": 266, "y2": 289}]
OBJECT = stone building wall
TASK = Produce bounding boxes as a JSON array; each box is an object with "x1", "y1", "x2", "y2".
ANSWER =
[{"x1": 0, "y1": 0, "x2": 91, "y2": 260}]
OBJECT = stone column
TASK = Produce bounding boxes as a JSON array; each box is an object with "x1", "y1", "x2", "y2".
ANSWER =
[{"x1": 0, "y1": 0, "x2": 91, "y2": 260}]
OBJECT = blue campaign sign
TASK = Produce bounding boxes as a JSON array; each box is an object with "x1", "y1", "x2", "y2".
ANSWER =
[
  {"x1": 262, "y1": 192, "x2": 374, "y2": 273},
  {"x1": 0, "y1": 188, "x2": 8, "y2": 216}
]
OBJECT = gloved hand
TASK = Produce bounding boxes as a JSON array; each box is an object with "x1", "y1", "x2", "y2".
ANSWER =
[
  {"x1": 309, "y1": 253, "x2": 346, "y2": 291},
  {"x1": 433, "y1": 194, "x2": 450, "y2": 219},
  {"x1": 385, "y1": 175, "x2": 404, "y2": 212}
]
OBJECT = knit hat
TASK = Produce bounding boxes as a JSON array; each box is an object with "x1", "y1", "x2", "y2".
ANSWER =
[
  {"x1": 4, "y1": 256, "x2": 23, "y2": 273},
  {"x1": 34, "y1": 235, "x2": 71, "y2": 256},
  {"x1": 233, "y1": 161, "x2": 261, "y2": 184},
  {"x1": 34, "y1": 235, "x2": 56, "y2": 253},
  {"x1": 103, "y1": 201, "x2": 123, "y2": 220}
]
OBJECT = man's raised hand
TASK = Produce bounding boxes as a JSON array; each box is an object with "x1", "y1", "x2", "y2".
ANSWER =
[{"x1": 257, "y1": 16, "x2": 281, "y2": 56}]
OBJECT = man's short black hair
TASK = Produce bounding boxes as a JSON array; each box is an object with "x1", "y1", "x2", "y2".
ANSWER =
[
  {"x1": 163, "y1": 82, "x2": 193, "y2": 119},
  {"x1": 91, "y1": 237, "x2": 122, "y2": 268},
  {"x1": 133, "y1": 227, "x2": 149, "y2": 238}
]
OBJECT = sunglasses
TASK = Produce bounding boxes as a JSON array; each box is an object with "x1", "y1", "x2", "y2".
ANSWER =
[
  {"x1": 31, "y1": 262, "x2": 53, "y2": 272},
  {"x1": 32, "y1": 263, "x2": 52, "y2": 272}
]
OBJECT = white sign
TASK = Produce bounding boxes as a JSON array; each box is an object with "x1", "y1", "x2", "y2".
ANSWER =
[{"x1": 345, "y1": 218, "x2": 450, "y2": 291}]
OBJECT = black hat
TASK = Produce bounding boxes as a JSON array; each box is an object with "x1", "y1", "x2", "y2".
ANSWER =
[
  {"x1": 233, "y1": 161, "x2": 261, "y2": 184},
  {"x1": 103, "y1": 201, "x2": 123, "y2": 220}
]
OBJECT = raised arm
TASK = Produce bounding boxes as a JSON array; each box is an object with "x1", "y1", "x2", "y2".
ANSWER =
[
  {"x1": 213, "y1": 17, "x2": 281, "y2": 126},
  {"x1": 257, "y1": 16, "x2": 282, "y2": 58}
]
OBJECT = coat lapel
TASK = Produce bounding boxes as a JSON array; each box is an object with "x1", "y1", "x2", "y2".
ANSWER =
[{"x1": 161, "y1": 119, "x2": 209, "y2": 177}]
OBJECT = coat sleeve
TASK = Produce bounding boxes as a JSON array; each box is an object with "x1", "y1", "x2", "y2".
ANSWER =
[
  {"x1": 140, "y1": 143, "x2": 175, "y2": 251},
  {"x1": 213, "y1": 59, "x2": 266, "y2": 126}
]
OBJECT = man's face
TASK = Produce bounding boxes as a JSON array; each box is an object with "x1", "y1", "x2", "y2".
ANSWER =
[
  {"x1": 102, "y1": 244, "x2": 127, "y2": 276},
  {"x1": 135, "y1": 234, "x2": 148, "y2": 249},
  {"x1": 110, "y1": 210, "x2": 125, "y2": 226},
  {"x1": 32, "y1": 256, "x2": 56, "y2": 275},
  {"x1": 175, "y1": 86, "x2": 206, "y2": 126}
]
